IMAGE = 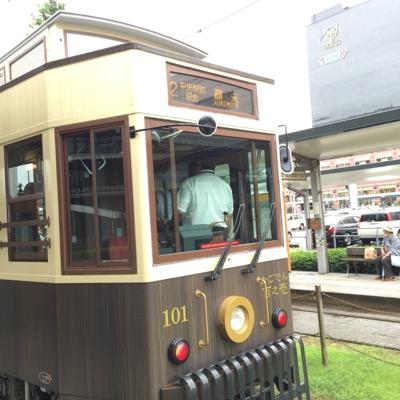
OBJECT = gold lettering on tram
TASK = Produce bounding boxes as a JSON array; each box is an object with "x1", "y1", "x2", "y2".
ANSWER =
[
  {"x1": 257, "y1": 273, "x2": 289, "y2": 297},
  {"x1": 162, "y1": 305, "x2": 189, "y2": 328}
]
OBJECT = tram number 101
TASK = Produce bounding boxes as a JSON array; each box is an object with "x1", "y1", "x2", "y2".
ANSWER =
[{"x1": 162, "y1": 305, "x2": 189, "y2": 328}]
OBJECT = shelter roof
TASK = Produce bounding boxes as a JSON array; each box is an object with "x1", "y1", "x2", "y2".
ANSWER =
[{"x1": 282, "y1": 108, "x2": 400, "y2": 160}]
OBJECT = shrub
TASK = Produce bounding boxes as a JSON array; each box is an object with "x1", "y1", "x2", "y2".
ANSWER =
[
  {"x1": 290, "y1": 249, "x2": 317, "y2": 271},
  {"x1": 290, "y1": 248, "x2": 349, "y2": 273}
]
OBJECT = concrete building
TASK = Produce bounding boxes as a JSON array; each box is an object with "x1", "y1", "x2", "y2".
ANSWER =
[{"x1": 285, "y1": 0, "x2": 400, "y2": 213}]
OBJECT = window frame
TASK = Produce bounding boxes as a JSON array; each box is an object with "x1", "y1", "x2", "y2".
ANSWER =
[
  {"x1": 9, "y1": 38, "x2": 47, "y2": 81},
  {"x1": 146, "y1": 118, "x2": 284, "y2": 265},
  {"x1": 4, "y1": 135, "x2": 48, "y2": 261},
  {"x1": 0, "y1": 66, "x2": 5, "y2": 86},
  {"x1": 56, "y1": 117, "x2": 136, "y2": 275}
]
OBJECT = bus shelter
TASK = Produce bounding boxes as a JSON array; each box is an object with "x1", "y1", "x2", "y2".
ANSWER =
[{"x1": 281, "y1": 108, "x2": 400, "y2": 273}]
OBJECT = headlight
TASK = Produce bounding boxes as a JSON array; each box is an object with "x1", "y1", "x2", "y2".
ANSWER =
[
  {"x1": 218, "y1": 296, "x2": 255, "y2": 343},
  {"x1": 230, "y1": 306, "x2": 246, "y2": 331}
]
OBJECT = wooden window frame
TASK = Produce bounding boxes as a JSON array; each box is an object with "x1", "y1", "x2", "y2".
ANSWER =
[
  {"x1": 63, "y1": 29, "x2": 128, "y2": 58},
  {"x1": 166, "y1": 63, "x2": 259, "y2": 119},
  {"x1": 4, "y1": 135, "x2": 48, "y2": 261},
  {"x1": 0, "y1": 66, "x2": 5, "y2": 86},
  {"x1": 146, "y1": 118, "x2": 283, "y2": 265},
  {"x1": 56, "y1": 117, "x2": 136, "y2": 275},
  {"x1": 9, "y1": 38, "x2": 47, "y2": 81}
]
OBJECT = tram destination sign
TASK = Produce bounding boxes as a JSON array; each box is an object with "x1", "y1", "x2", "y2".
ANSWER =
[{"x1": 167, "y1": 64, "x2": 258, "y2": 117}]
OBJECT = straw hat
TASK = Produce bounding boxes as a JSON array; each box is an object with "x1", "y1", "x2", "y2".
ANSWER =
[{"x1": 382, "y1": 224, "x2": 393, "y2": 233}]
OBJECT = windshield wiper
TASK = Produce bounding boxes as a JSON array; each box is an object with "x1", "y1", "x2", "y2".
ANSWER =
[
  {"x1": 204, "y1": 204, "x2": 245, "y2": 281},
  {"x1": 242, "y1": 203, "x2": 276, "y2": 274}
]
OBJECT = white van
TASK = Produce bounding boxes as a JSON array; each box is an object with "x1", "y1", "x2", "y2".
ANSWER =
[{"x1": 287, "y1": 213, "x2": 306, "y2": 230}]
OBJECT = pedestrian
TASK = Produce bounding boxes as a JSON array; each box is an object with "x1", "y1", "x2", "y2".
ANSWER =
[{"x1": 375, "y1": 224, "x2": 400, "y2": 280}]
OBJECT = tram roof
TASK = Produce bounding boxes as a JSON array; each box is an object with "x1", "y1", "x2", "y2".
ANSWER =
[
  {"x1": 0, "y1": 11, "x2": 274, "y2": 90},
  {"x1": 282, "y1": 108, "x2": 400, "y2": 161},
  {"x1": 0, "y1": 41, "x2": 274, "y2": 94},
  {"x1": 0, "y1": 11, "x2": 208, "y2": 62}
]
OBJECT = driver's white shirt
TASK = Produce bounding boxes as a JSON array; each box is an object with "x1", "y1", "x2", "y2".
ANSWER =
[{"x1": 177, "y1": 170, "x2": 233, "y2": 227}]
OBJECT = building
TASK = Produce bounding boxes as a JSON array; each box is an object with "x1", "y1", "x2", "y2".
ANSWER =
[{"x1": 285, "y1": 0, "x2": 400, "y2": 214}]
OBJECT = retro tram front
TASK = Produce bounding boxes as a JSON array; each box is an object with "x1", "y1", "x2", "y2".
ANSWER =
[{"x1": 0, "y1": 12, "x2": 309, "y2": 400}]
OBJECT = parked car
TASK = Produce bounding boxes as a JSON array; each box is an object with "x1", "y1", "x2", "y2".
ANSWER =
[
  {"x1": 325, "y1": 215, "x2": 359, "y2": 247},
  {"x1": 357, "y1": 208, "x2": 400, "y2": 243},
  {"x1": 287, "y1": 213, "x2": 306, "y2": 230}
]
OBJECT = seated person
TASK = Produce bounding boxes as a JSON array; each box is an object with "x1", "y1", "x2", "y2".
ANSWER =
[
  {"x1": 177, "y1": 161, "x2": 233, "y2": 243},
  {"x1": 375, "y1": 224, "x2": 400, "y2": 280}
]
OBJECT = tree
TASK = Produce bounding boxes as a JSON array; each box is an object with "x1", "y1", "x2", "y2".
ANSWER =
[{"x1": 31, "y1": 0, "x2": 65, "y2": 27}]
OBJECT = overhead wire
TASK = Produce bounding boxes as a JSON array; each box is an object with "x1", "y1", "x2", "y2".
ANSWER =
[{"x1": 182, "y1": 0, "x2": 264, "y2": 40}]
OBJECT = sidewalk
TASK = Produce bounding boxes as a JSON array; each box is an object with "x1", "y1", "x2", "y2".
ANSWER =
[
  {"x1": 289, "y1": 271, "x2": 400, "y2": 299},
  {"x1": 290, "y1": 271, "x2": 400, "y2": 349}
]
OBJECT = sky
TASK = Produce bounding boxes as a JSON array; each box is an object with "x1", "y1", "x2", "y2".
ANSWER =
[{"x1": 0, "y1": 0, "x2": 365, "y2": 131}]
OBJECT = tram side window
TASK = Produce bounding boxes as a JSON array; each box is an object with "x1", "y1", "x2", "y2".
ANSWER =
[
  {"x1": 152, "y1": 132, "x2": 277, "y2": 256},
  {"x1": 60, "y1": 125, "x2": 133, "y2": 270},
  {"x1": 5, "y1": 137, "x2": 47, "y2": 261}
]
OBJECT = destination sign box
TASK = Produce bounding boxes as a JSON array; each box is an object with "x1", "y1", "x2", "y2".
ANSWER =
[{"x1": 167, "y1": 64, "x2": 257, "y2": 117}]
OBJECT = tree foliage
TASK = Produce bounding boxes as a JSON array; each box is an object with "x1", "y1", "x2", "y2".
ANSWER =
[{"x1": 31, "y1": 0, "x2": 65, "y2": 27}]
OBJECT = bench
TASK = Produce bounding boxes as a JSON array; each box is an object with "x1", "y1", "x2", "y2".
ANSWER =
[
  {"x1": 342, "y1": 256, "x2": 376, "y2": 277},
  {"x1": 389, "y1": 262, "x2": 400, "y2": 279}
]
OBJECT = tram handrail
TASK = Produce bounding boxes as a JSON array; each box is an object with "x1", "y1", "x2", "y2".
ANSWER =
[
  {"x1": 0, "y1": 217, "x2": 50, "y2": 230},
  {"x1": 0, "y1": 239, "x2": 51, "y2": 249}
]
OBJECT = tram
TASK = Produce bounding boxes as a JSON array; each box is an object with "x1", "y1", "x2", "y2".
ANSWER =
[{"x1": 0, "y1": 12, "x2": 309, "y2": 400}]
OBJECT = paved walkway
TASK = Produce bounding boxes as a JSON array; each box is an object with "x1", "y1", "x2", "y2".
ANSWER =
[
  {"x1": 290, "y1": 271, "x2": 400, "y2": 349},
  {"x1": 289, "y1": 271, "x2": 400, "y2": 299},
  {"x1": 293, "y1": 309, "x2": 400, "y2": 350}
]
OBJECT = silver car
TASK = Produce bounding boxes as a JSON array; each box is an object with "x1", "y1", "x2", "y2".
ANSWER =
[{"x1": 357, "y1": 209, "x2": 400, "y2": 243}]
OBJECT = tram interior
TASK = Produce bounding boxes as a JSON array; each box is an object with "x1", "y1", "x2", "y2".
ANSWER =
[
  {"x1": 66, "y1": 127, "x2": 128, "y2": 263},
  {"x1": 152, "y1": 131, "x2": 277, "y2": 254}
]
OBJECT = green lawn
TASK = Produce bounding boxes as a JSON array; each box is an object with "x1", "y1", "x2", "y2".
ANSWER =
[{"x1": 302, "y1": 336, "x2": 400, "y2": 400}]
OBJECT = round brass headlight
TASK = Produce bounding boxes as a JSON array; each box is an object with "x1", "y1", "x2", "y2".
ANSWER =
[{"x1": 218, "y1": 296, "x2": 255, "y2": 343}]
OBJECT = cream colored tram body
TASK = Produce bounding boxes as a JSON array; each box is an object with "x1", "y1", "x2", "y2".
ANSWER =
[{"x1": 0, "y1": 12, "x2": 309, "y2": 400}]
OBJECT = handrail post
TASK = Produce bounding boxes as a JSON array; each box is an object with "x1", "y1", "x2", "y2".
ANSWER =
[{"x1": 315, "y1": 284, "x2": 328, "y2": 367}]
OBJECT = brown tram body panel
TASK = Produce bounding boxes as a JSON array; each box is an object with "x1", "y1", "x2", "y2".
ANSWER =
[{"x1": 0, "y1": 259, "x2": 290, "y2": 400}]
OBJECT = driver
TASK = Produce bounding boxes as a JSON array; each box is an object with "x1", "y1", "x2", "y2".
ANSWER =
[{"x1": 177, "y1": 160, "x2": 233, "y2": 240}]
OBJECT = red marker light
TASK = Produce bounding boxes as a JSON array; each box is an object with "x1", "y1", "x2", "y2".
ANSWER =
[
  {"x1": 272, "y1": 308, "x2": 288, "y2": 329},
  {"x1": 168, "y1": 338, "x2": 190, "y2": 364},
  {"x1": 199, "y1": 240, "x2": 240, "y2": 249}
]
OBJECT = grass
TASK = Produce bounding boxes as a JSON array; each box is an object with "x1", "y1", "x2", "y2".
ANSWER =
[{"x1": 302, "y1": 336, "x2": 400, "y2": 400}]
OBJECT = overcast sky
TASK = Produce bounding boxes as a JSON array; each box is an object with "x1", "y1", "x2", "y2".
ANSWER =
[{"x1": 0, "y1": 0, "x2": 365, "y2": 131}]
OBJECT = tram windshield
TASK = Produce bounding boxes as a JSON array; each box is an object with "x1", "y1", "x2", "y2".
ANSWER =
[{"x1": 151, "y1": 131, "x2": 278, "y2": 255}]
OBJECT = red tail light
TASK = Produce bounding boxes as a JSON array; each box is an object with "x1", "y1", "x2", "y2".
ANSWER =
[
  {"x1": 168, "y1": 338, "x2": 190, "y2": 364},
  {"x1": 272, "y1": 308, "x2": 288, "y2": 329}
]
